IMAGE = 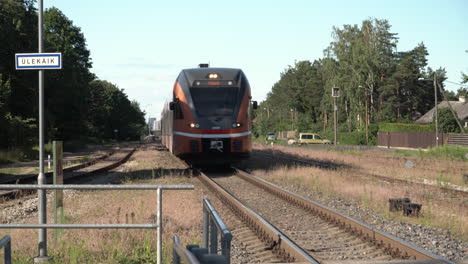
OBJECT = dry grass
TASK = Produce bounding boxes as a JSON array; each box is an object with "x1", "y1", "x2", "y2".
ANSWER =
[
  {"x1": 0, "y1": 146, "x2": 203, "y2": 263},
  {"x1": 256, "y1": 143, "x2": 467, "y2": 188}
]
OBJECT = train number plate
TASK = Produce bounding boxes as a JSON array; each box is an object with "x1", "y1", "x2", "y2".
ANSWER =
[{"x1": 210, "y1": 140, "x2": 223, "y2": 150}]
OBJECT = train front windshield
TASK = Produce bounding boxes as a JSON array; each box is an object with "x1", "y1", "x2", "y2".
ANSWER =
[{"x1": 190, "y1": 87, "x2": 240, "y2": 117}]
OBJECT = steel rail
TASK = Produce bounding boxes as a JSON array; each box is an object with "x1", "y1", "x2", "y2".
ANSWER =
[
  {"x1": 0, "y1": 148, "x2": 137, "y2": 200},
  {"x1": 197, "y1": 172, "x2": 320, "y2": 263},
  {"x1": 234, "y1": 168, "x2": 455, "y2": 264},
  {"x1": 0, "y1": 149, "x2": 117, "y2": 185}
]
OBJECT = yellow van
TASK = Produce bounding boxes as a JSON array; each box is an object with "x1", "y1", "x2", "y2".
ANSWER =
[{"x1": 298, "y1": 133, "x2": 331, "y2": 144}]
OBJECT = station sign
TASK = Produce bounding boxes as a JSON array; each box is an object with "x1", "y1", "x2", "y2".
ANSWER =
[{"x1": 15, "y1": 53, "x2": 62, "y2": 70}]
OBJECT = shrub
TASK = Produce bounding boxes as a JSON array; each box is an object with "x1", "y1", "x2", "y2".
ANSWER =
[
  {"x1": 426, "y1": 145, "x2": 468, "y2": 161},
  {"x1": 379, "y1": 123, "x2": 434, "y2": 133},
  {"x1": 438, "y1": 108, "x2": 461, "y2": 133}
]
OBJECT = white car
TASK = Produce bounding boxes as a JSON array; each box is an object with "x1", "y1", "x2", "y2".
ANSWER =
[{"x1": 266, "y1": 132, "x2": 276, "y2": 140}]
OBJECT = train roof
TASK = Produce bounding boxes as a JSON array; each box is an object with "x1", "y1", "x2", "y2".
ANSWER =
[{"x1": 180, "y1": 67, "x2": 245, "y2": 84}]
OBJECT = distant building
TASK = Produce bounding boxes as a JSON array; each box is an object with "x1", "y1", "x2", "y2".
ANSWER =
[
  {"x1": 153, "y1": 119, "x2": 161, "y2": 131},
  {"x1": 148, "y1": 117, "x2": 156, "y2": 131},
  {"x1": 415, "y1": 96, "x2": 468, "y2": 128}
]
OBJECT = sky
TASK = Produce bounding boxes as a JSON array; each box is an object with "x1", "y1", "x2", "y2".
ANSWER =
[{"x1": 42, "y1": 0, "x2": 467, "y2": 120}]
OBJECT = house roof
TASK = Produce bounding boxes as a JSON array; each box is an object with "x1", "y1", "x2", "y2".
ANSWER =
[{"x1": 415, "y1": 100, "x2": 468, "y2": 124}]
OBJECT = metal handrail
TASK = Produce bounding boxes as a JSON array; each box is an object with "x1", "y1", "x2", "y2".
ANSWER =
[
  {"x1": 0, "y1": 235, "x2": 12, "y2": 264},
  {"x1": 0, "y1": 184, "x2": 190, "y2": 190},
  {"x1": 0, "y1": 184, "x2": 193, "y2": 264},
  {"x1": 202, "y1": 198, "x2": 232, "y2": 264},
  {"x1": 172, "y1": 236, "x2": 200, "y2": 264}
]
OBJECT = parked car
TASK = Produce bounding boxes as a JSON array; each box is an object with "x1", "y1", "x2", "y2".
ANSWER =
[
  {"x1": 266, "y1": 132, "x2": 276, "y2": 141},
  {"x1": 297, "y1": 133, "x2": 331, "y2": 144}
]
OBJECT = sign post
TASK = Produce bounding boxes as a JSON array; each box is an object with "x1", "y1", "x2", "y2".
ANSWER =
[
  {"x1": 14, "y1": 0, "x2": 61, "y2": 262},
  {"x1": 53, "y1": 141, "x2": 64, "y2": 244}
]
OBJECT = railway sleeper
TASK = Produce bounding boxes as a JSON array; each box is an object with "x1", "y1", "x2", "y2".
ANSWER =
[
  {"x1": 303, "y1": 239, "x2": 369, "y2": 250},
  {"x1": 243, "y1": 240, "x2": 266, "y2": 248}
]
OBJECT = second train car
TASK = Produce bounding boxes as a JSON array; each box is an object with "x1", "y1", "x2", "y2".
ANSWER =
[{"x1": 161, "y1": 65, "x2": 257, "y2": 165}]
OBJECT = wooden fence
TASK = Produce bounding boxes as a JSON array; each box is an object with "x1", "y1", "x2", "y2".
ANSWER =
[
  {"x1": 377, "y1": 132, "x2": 468, "y2": 149},
  {"x1": 447, "y1": 133, "x2": 468, "y2": 147},
  {"x1": 277, "y1": 131, "x2": 296, "y2": 139}
]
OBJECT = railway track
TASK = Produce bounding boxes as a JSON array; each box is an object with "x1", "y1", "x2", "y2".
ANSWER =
[
  {"x1": 197, "y1": 167, "x2": 454, "y2": 263},
  {"x1": 0, "y1": 147, "x2": 136, "y2": 200},
  {"x1": 255, "y1": 151, "x2": 468, "y2": 198}
]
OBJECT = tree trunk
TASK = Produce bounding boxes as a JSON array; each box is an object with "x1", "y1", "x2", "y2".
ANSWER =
[
  {"x1": 396, "y1": 84, "x2": 400, "y2": 120},
  {"x1": 323, "y1": 111, "x2": 328, "y2": 130}
]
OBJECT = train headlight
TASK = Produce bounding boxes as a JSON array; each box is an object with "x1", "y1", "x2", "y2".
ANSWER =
[
  {"x1": 232, "y1": 123, "x2": 241, "y2": 128},
  {"x1": 190, "y1": 123, "x2": 199, "y2": 128}
]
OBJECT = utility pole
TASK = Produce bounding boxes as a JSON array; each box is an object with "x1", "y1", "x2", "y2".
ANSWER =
[
  {"x1": 434, "y1": 75, "x2": 438, "y2": 147},
  {"x1": 359, "y1": 85, "x2": 369, "y2": 145},
  {"x1": 148, "y1": 116, "x2": 152, "y2": 135},
  {"x1": 332, "y1": 87, "x2": 340, "y2": 146},
  {"x1": 418, "y1": 77, "x2": 465, "y2": 137}
]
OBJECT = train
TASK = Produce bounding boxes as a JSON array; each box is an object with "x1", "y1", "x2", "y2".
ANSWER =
[{"x1": 161, "y1": 64, "x2": 257, "y2": 165}]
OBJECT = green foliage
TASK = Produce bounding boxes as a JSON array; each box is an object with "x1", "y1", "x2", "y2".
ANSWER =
[
  {"x1": 338, "y1": 131, "x2": 367, "y2": 145},
  {"x1": 0, "y1": 4, "x2": 146, "y2": 150},
  {"x1": 438, "y1": 108, "x2": 460, "y2": 133},
  {"x1": 0, "y1": 113, "x2": 37, "y2": 148},
  {"x1": 0, "y1": 147, "x2": 37, "y2": 164},
  {"x1": 256, "y1": 17, "x2": 451, "y2": 144},
  {"x1": 462, "y1": 72, "x2": 468, "y2": 84},
  {"x1": 368, "y1": 123, "x2": 379, "y2": 145},
  {"x1": 378, "y1": 123, "x2": 434, "y2": 132},
  {"x1": 87, "y1": 80, "x2": 146, "y2": 140}
]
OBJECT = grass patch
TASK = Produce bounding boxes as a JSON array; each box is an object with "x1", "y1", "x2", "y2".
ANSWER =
[
  {"x1": 394, "y1": 145, "x2": 468, "y2": 161},
  {"x1": 2, "y1": 147, "x2": 201, "y2": 263},
  {"x1": 393, "y1": 149, "x2": 420, "y2": 157},
  {"x1": 425, "y1": 145, "x2": 468, "y2": 161},
  {"x1": 0, "y1": 166, "x2": 38, "y2": 175},
  {"x1": 0, "y1": 147, "x2": 37, "y2": 164},
  {"x1": 12, "y1": 235, "x2": 161, "y2": 264},
  {"x1": 336, "y1": 149, "x2": 365, "y2": 156}
]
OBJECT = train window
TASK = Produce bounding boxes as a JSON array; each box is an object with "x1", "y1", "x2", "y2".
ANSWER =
[{"x1": 190, "y1": 87, "x2": 239, "y2": 117}]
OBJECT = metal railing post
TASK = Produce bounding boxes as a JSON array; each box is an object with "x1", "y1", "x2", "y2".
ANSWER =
[
  {"x1": 221, "y1": 235, "x2": 231, "y2": 264},
  {"x1": 172, "y1": 246, "x2": 179, "y2": 264},
  {"x1": 203, "y1": 205, "x2": 209, "y2": 248},
  {"x1": 0, "y1": 235, "x2": 12, "y2": 264},
  {"x1": 202, "y1": 198, "x2": 232, "y2": 263},
  {"x1": 172, "y1": 236, "x2": 200, "y2": 264},
  {"x1": 209, "y1": 219, "x2": 217, "y2": 254},
  {"x1": 5, "y1": 240, "x2": 11, "y2": 264},
  {"x1": 157, "y1": 187, "x2": 162, "y2": 264}
]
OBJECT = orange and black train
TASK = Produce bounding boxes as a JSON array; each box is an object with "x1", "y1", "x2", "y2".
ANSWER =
[{"x1": 161, "y1": 64, "x2": 257, "y2": 165}]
